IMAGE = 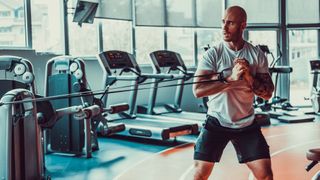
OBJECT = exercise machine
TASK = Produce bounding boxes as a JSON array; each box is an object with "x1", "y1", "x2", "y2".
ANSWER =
[
  {"x1": 0, "y1": 56, "x2": 46, "y2": 180},
  {"x1": 0, "y1": 89, "x2": 47, "y2": 180},
  {"x1": 44, "y1": 56, "x2": 124, "y2": 157},
  {"x1": 257, "y1": 45, "x2": 314, "y2": 123},
  {"x1": 306, "y1": 148, "x2": 320, "y2": 180},
  {"x1": 0, "y1": 56, "x2": 35, "y2": 95},
  {"x1": 310, "y1": 60, "x2": 320, "y2": 114},
  {"x1": 137, "y1": 50, "x2": 214, "y2": 128},
  {"x1": 97, "y1": 50, "x2": 198, "y2": 140},
  {"x1": 0, "y1": 87, "x2": 126, "y2": 180},
  {"x1": 44, "y1": 56, "x2": 92, "y2": 157}
]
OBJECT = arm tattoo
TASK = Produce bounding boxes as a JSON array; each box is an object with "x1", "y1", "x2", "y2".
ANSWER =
[{"x1": 252, "y1": 73, "x2": 274, "y2": 99}]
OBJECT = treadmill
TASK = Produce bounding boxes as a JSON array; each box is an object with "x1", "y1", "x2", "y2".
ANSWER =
[
  {"x1": 137, "y1": 50, "x2": 206, "y2": 127},
  {"x1": 97, "y1": 50, "x2": 198, "y2": 141}
]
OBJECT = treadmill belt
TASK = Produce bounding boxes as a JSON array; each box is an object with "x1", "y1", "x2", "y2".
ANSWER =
[{"x1": 113, "y1": 118, "x2": 191, "y2": 128}]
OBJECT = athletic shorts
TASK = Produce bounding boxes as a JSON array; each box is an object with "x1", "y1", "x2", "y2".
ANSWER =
[{"x1": 194, "y1": 115, "x2": 270, "y2": 163}]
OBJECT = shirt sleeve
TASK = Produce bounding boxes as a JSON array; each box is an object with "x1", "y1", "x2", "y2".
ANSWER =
[
  {"x1": 256, "y1": 49, "x2": 269, "y2": 74},
  {"x1": 197, "y1": 48, "x2": 217, "y2": 72}
]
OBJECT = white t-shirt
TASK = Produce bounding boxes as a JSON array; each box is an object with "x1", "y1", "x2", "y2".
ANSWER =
[{"x1": 198, "y1": 41, "x2": 269, "y2": 128}]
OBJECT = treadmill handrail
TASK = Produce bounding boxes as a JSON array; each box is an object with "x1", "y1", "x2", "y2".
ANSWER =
[
  {"x1": 141, "y1": 73, "x2": 174, "y2": 80},
  {"x1": 108, "y1": 75, "x2": 140, "y2": 81}
]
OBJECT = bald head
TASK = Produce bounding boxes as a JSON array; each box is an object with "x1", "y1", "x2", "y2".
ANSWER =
[{"x1": 225, "y1": 6, "x2": 247, "y2": 23}]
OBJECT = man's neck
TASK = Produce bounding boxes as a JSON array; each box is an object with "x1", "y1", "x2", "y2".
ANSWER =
[{"x1": 226, "y1": 39, "x2": 245, "y2": 51}]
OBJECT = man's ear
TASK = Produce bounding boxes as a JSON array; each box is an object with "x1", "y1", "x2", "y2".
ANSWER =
[{"x1": 241, "y1": 22, "x2": 247, "y2": 30}]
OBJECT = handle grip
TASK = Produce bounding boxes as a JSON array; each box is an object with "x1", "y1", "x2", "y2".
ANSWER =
[{"x1": 106, "y1": 103, "x2": 129, "y2": 114}]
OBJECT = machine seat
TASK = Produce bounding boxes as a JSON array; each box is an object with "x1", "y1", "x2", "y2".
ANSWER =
[{"x1": 307, "y1": 148, "x2": 320, "y2": 161}]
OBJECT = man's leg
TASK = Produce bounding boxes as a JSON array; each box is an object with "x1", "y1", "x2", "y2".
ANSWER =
[
  {"x1": 194, "y1": 160, "x2": 214, "y2": 180},
  {"x1": 193, "y1": 116, "x2": 229, "y2": 180},
  {"x1": 246, "y1": 158, "x2": 273, "y2": 180}
]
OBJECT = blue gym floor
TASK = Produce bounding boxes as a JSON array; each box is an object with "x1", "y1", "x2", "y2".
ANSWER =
[{"x1": 45, "y1": 134, "x2": 196, "y2": 180}]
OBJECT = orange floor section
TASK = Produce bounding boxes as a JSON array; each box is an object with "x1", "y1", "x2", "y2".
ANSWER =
[{"x1": 115, "y1": 122, "x2": 320, "y2": 180}]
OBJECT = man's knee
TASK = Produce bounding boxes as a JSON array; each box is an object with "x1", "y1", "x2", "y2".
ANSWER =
[
  {"x1": 255, "y1": 167, "x2": 273, "y2": 180},
  {"x1": 246, "y1": 159, "x2": 273, "y2": 180},
  {"x1": 194, "y1": 160, "x2": 214, "y2": 180}
]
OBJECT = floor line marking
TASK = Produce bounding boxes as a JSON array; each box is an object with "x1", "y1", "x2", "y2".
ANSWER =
[{"x1": 113, "y1": 142, "x2": 192, "y2": 180}]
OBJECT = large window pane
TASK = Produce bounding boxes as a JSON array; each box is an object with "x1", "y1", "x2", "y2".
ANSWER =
[
  {"x1": 227, "y1": 0, "x2": 278, "y2": 23},
  {"x1": 248, "y1": 31, "x2": 278, "y2": 65},
  {"x1": 196, "y1": 0, "x2": 222, "y2": 27},
  {"x1": 167, "y1": 28, "x2": 194, "y2": 66},
  {"x1": 289, "y1": 30, "x2": 318, "y2": 106},
  {"x1": 166, "y1": 0, "x2": 195, "y2": 27},
  {"x1": 0, "y1": 0, "x2": 25, "y2": 46},
  {"x1": 135, "y1": 27, "x2": 164, "y2": 64},
  {"x1": 135, "y1": 0, "x2": 165, "y2": 26},
  {"x1": 68, "y1": 15, "x2": 98, "y2": 56},
  {"x1": 97, "y1": 0, "x2": 132, "y2": 20},
  {"x1": 197, "y1": 29, "x2": 222, "y2": 62},
  {"x1": 31, "y1": 0, "x2": 64, "y2": 53},
  {"x1": 101, "y1": 19, "x2": 132, "y2": 53},
  {"x1": 287, "y1": 0, "x2": 320, "y2": 24}
]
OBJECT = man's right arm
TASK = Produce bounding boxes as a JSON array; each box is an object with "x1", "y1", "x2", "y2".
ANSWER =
[{"x1": 192, "y1": 69, "x2": 231, "y2": 98}]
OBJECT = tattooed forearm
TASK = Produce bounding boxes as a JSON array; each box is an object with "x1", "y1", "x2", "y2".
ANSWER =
[{"x1": 252, "y1": 73, "x2": 274, "y2": 100}]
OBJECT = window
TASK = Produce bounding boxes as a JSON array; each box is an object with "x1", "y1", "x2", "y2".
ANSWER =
[
  {"x1": 196, "y1": 0, "x2": 222, "y2": 27},
  {"x1": 135, "y1": 27, "x2": 164, "y2": 64},
  {"x1": 197, "y1": 29, "x2": 222, "y2": 63},
  {"x1": 227, "y1": 0, "x2": 279, "y2": 23},
  {"x1": 166, "y1": 0, "x2": 195, "y2": 27},
  {"x1": 31, "y1": 0, "x2": 64, "y2": 53},
  {"x1": 135, "y1": 0, "x2": 165, "y2": 26},
  {"x1": 0, "y1": 0, "x2": 25, "y2": 47},
  {"x1": 289, "y1": 30, "x2": 318, "y2": 106},
  {"x1": 287, "y1": 0, "x2": 320, "y2": 24},
  {"x1": 167, "y1": 28, "x2": 194, "y2": 66},
  {"x1": 101, "y1": 19, "x2": 132, "y2": 53},
  {"x1": 97, "y1": 0, "x2": 132, "y2": 20},
  {"x1": 248, "y1": 31, "x2": 278, "y2": 66},
  {"x1": 68, "y1": 14, "x2": 99, "y2": 56}
]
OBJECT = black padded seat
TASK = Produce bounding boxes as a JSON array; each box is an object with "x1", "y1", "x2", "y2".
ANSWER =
[{"x1": 307, "y1": 148, "x2": 320, "y2": 161}]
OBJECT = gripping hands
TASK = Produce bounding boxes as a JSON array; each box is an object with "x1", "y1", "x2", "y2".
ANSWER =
[{"x1": 227, "y1": 58, "x2": 253, "y2": 87}]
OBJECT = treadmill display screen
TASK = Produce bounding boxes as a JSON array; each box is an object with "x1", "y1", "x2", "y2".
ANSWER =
[
  {"x1": 310, "y1": 60, "x2": 320, "y2": 71},
  {"x1": 101, "y1": 51, "x2": 134, "y2": 69},
  {"x1": 153, "y1": 51, "x2": 182, "y2": 68}
]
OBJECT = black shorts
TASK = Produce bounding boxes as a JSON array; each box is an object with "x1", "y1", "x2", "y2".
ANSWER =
[{"x1": 194, "y1": 115, "x2": 270, "y2": 163}]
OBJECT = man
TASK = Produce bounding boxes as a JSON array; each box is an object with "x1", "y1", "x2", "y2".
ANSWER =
[{"x1": 192, "y1": 6, "x2": 274, "y2": 180}]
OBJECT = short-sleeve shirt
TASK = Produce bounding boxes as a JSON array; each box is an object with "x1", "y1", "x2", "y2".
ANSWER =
[{"x1": 197, "y1": 41, "x2": 269, "y2": 128}]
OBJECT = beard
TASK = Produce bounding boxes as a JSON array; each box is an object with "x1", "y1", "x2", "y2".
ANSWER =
[{"x1": 223, "y1": 28, "x2": 242, "y2": 42}]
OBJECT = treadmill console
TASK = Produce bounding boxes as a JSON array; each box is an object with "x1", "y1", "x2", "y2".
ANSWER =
[
  {"x1": 310, "y1": 60, "x2": 320, "y2": 71},
  {"x1": 149, "y1": 51, "x2": 187, "y2": 73},
  {"x1": 98, "y1": 50, "x2": 141, "y2": 75},
  {"x1": 99, "y1": 51, "x2": 135, "y2": 69}
]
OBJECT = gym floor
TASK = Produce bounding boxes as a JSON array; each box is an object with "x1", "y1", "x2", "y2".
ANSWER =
[{"x1": 45, "y1": 116, "x2": 320, "y2": 180}]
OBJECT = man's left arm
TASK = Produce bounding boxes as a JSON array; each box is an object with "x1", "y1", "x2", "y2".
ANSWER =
[
  {"x1": 251, "y1": 73, "x2": 274, "y2": 100},
  {"x1": 235, "y1": 58, "x2": 274, "y2": 100}
]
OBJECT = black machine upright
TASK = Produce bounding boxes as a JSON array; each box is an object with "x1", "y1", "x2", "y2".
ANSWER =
[
  {"x1": 45, "y1": 56, "x2": 105, "y2": 157},
  {"x1": 310, "y1": 60, "x2": 320, "y2": 114},
  {"x1": 97, "y1": 50, "x2": 198, "y2": 140}
]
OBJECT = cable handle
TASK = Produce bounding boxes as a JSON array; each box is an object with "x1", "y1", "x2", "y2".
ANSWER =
[
  {"x1": 104, "y1": 103, "x2": 129, "y2": 114},
  {"x1": 55, "y1": 105, "x2": 101, "y2": 120}
]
